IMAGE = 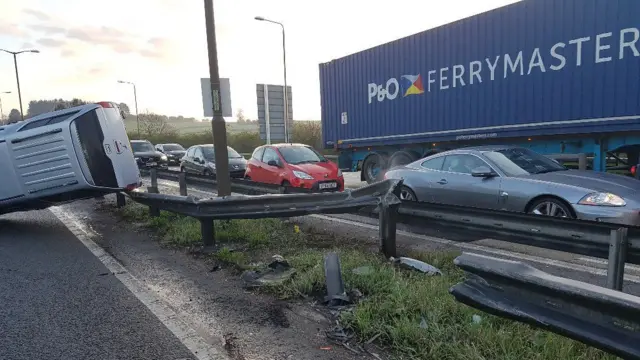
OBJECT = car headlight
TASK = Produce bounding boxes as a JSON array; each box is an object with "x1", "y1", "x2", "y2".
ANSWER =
[
  {"x1": 208, "y1": 162, "x2": 216, "y2": 169},
  {"x1": 134, "y1": 157, "x2": 140, "y2": 161},
  {"x1": 578, "y1": 192, "x2": 626, "y2": 207},
  {"x1": 337, "y1": 169, "x2": 343, "y2": 177},
  {"x1": 293, "y1": 170, "x2": 314, "y2": 180},
  {"x1": 161, "y1": 155, "x2": 167, "y2": 161}
]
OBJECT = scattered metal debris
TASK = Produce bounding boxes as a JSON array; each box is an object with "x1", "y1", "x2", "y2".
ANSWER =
[
  {"x1": 325, "y1": 324, "x2": 354, "y2": 343},
  {"x1": 240, "y1": 255, "x2": 296, "y2": 288},
  {"x1": 391, "y1": 256, "x2": 442, "y2": 276},
  {"x1": 419, "y1": 316, "x2": 428, "y2": 329},
  {"x1": 323, "y1": 252, "x2": 352, "y2": 307},
  {"x1": 352, "y1": 265, "x2": 374, "y2": 275}
]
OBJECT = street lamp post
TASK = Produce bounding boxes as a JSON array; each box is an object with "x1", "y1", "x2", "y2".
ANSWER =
[
  {"x1": 0, "y1": 91, "x2": 11, "y2": 123},
  {"x1": 254, "y1": 16, "x2": 290, "y2": 143},
  {"x1": 204, "y1": 0, "x2": 232, "y2": 197},
  {"x1": 117, "y1": 80, "x2": 140, "y2": 138},
  {"x1": 1, "y1": 49, "x2": 39, "y2": 120}
]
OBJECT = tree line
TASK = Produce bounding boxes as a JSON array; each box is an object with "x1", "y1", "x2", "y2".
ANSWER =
[{"x1": 0, "y1": 98, "x2": 324, "y2": 154}]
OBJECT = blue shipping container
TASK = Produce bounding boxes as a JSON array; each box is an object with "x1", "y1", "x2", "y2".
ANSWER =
[{"x1": 319, "y1": 0, "x2": 640, "y2": 149}]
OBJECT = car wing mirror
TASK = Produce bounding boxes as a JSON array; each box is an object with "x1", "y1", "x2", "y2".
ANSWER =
[
  {"x1": 471, "y1": 166, "x2": 495, "y2": 178},
  {"x1": 267, "y1": 160, "x2": 279, "y2": 167}
]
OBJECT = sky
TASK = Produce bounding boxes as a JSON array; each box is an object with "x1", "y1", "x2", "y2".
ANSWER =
[{"x1": 0, "y1": 0, "x2": 519, "y2": 121}]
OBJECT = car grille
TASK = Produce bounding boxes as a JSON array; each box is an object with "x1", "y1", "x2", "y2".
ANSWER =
[{"x1": 139, "y1": 156, "x2": 161, "y2": 164}]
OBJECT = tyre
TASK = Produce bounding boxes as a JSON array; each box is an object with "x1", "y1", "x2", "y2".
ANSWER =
[
  {"x1": 527, "y1": 197, "x2": 574, "y2": 218},
  {"x1": 389, "y1": 151, "x2": 419, "y2": 168},
  {"x1": 362, "y1": 153, "x2": 388, "y2": 184},
  {"x1": 399, "y1": 185, "x2": 418, "y2": 201},
  {"x1": 203, "y1": 169, "x2": 212, "y2": 177}
]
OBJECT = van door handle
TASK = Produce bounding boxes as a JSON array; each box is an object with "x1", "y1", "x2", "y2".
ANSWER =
[{"x1": 437, "y1": 179, "x2": 448, "y2": 185}]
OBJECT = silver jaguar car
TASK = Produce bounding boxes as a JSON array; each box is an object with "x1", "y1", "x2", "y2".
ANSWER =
[{"x1": 383, "y1": 145, "x2": 640, "y2": 226}]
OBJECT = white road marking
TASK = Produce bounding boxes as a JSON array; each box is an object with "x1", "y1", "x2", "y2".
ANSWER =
[
  {"x1": 578, "y1": 257, "x2": 640, "y2": 272},
  {"x1": 49, "y1": 206, "x2": 230, "y2": 360},
  {"x1": 151, "y1": 179, "x2": 640, "y2": 284}
]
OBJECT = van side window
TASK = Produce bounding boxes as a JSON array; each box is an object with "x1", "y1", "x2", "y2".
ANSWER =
[{"x1": 18, "y1": 112, "x2": 80, "y2": 132}]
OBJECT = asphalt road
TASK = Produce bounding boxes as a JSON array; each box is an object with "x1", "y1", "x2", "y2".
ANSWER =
[{"x1": 0, "y1": 209, "x2": 197, "y2": 360}]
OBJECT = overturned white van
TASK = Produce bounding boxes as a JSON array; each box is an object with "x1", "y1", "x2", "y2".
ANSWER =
[{"x1": 0, "y1": 101, "x2": 141, "y2": 215}]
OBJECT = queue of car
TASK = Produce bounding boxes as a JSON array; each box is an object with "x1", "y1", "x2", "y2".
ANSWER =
[{"x1": 130, "y1": 138, "x2": 640, "y2": 225}]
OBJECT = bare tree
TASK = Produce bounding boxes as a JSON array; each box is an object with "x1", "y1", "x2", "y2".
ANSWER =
[
  {"x1": 138, "y1": 112, "x2": 177, "y2": 137},
  {"x1": 236, "y1": 108, "x2": 246, "y2": 123}
]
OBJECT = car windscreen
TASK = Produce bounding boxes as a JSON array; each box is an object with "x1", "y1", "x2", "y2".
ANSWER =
[
  {"x1": 279, "y1": 146, "x2": 326, "y2": 165},
  {"x1": 131, "y1": 142, "x2": 155, "y2": 153},
  {"x1": 163, "y1": 144, "x2": 184, "y2": 151},
  {"x1": 484, "y1": 148, "x2": 567, "y2": 176},
  {"x1": 201, "y1": 146, "x2": 243, "y2": 160}
]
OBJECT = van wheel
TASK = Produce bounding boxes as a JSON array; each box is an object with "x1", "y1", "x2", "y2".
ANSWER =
[
  {"x1": 180, "y1": 166, "x2": 185, "y2": 172},
  {"x1": 203, "y1": 169, "x2": 212, "y2": 176}
]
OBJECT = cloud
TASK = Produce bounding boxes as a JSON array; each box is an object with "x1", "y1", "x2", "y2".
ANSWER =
[
  {"x1": 28, "y1": 24, "x2": 66, "y2": 35},
  {"x1": 0, "y1": 22, "x2": 28, "y2": 37},
  {"x1": 22, "y1": 9, "x2": 50, "y2": 21},
  {"x1": 16, "y1": 12, "x2": 179, "y2": 62},
  {"x1": 60, "y1": 48, "x2": 75, "y2": 57},
  {"x1": 36, "y1": 38, "x2": 66, "y2": 47}
]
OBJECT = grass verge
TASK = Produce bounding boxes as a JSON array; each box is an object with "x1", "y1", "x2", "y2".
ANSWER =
[{"x1": 115, "y1": 201, "x2": 614, "y2": 360}]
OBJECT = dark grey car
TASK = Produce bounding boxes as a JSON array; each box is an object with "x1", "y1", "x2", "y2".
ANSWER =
[
  {"x1": 155, "y1": 143, "x2": 186, "y2": 165},
  {"x1": 180, "y1": 144, "x2": 247, "y2": 178},
  {"x1": 384, "y1": 146, "x2": 640, "y2": 226},
  {"x1": 131, "y1": 140, "x2": 168, "y2": 169}
]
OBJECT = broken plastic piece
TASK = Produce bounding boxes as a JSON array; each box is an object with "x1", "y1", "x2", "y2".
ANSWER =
[{"x1": 393, "y1": 257, "x2": 442, "y2": 276}]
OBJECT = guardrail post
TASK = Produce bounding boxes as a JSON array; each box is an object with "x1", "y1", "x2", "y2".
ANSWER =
[
  {"x1": 578, "y1": 153, "x2": 587, "y2": 171},
  {"x1": 116, "y1": 193, "x2": 126, "y2": 208},
  {"x1": 179, "y1": 172, "x2": 188, "y2": 196},
  {"x1": 150, "y1": 168, "x2": 158, "y2": 189},
  {"x1": 147, "y1": 169, "x2": 160, "y2": 217},
  {"x1": 378, "y1": 203, "x2": 399, "y2": 258},
  {"x1": 607, "y1": 227, "x2": 628, "y2": 291},
  {"x1": 200, "y1": 218, "x2": 215, "y2": 246}
]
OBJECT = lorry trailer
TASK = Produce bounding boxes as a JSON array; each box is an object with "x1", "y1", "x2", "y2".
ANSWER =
[{"x1": 319, "y1": 0, "x2": 640, "y2": 183}]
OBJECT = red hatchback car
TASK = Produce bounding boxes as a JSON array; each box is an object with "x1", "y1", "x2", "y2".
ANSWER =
[{"x1": 245, "y1": 143, "x2": 344, "y2": 192}]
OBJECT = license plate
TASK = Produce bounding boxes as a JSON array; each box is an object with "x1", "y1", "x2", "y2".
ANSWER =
[
  {"x1": 319, "y1": 182, "x2": 337, "y2": 189},
  {"x1": 147, "y1": 162, "x2": 157, "y2": 166}
]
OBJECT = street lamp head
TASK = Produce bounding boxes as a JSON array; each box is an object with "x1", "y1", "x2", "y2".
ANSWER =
[
  {"x1": 254, "y1": 16, "x2": 265, "y2": 21},
  {"x1": 1, "y1": 91, "x2": 11, "y2": 94},
  {"x1": 117, "y1": 80, "x2": 125, "y2": 83},
  {"x1": 29, "y1": 50, "x2": 40, "y2": 53}
]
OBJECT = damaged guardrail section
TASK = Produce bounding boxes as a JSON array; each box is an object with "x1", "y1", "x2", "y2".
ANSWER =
[
  {"x1": 127, "y1": 178, "x2": 402, "y2": 256},
  {"x1": 450, "y1": 253, "x2": 640, "y2": 360},
  {"x1": 139, "y1": 168, "x2": 311, "y2": 195}
]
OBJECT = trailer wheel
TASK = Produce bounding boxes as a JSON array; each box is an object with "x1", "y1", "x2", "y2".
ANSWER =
[
  {"x1": 389, "y1": 151, "x2": 419, "y2": 167},
  {"x1": 362, "y1": 153, "x2": 388, "y2": 184}
]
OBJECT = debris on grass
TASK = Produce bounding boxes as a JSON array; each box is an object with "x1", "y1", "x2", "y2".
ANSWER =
[
  {"x1": 241, "y1": 255, "x2": 297, "y2": 289},
  {"x1": 391, "y1": 256, "x2": 442, "y2": 276},
  {"x1": 110, "y1": 200, "x2": 616, "y2": 360}
]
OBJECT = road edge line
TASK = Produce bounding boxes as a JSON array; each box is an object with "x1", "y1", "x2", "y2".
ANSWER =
[{"x1": 49, "y1": 206, "x2": 230, "y2": 360}]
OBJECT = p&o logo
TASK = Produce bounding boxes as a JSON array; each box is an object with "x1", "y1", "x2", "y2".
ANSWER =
[{"x1": 367, "y1": 74, "x2": 424, "y2": 104}]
